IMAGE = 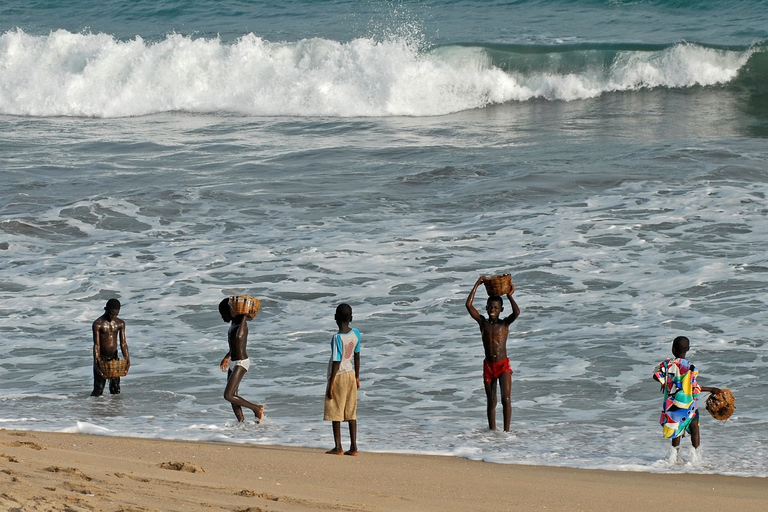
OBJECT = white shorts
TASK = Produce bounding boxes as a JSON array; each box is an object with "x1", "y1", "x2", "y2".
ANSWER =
[{"x1": 228, "y1": 358, "x2": 251, "y2": 372}]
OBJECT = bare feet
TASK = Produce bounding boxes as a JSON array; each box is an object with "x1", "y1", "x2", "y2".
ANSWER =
[
  {"x1": 344, "y1": 450, "x2": 358, "y2": 456},
  {"x1": 252, "y1": 405, "x2": 264, "y2": 423},
  {"x1": 326, "y1": 448, "x2": 344, "y2": 455}
]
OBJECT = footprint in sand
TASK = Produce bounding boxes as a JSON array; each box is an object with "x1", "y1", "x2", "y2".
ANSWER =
[
  {"x1": 236, "y1": 490, "x2": 279, "y2": 501},
  {"x1": 114, "y1": 472, "x2": 151, "y2": 482},
  {"x1": 2, "y1": 441, "x2": 44, "y2": 450},
  {"x1": 61, "y1": 481, "x2": 96, "y2": 495},
  {"x1": 44, "y1": 466, "x2": 93, "y2": 481},
  {"x1": 158, "y1": 461, "x2": 205, "y2": 473}
]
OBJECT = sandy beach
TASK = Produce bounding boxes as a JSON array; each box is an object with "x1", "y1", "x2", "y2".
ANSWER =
[{"x1": 1, "y1": 429, "x2": 765, "y2": 512}]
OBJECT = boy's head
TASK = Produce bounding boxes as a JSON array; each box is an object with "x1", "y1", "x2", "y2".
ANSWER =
[
  {"x1": 104, "y1": 298, "x2": 121, "y2": 318},
  {"x1": 485, "y1": 296, "x2": 503, "y2": 319},
  {"x1": 218, "y1": 298, "x2": 232, "y2": 322},
  {"x1": 335, "y1": 303, "x2": 352, "y2": 324},
  {"x1": 672, "y1": 336, "x2": 690, "y2": 358}
]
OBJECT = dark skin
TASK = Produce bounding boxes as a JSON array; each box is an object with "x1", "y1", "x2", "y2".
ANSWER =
[
  {"x1": 653, "y1": 337, "x2": 720, "y2": 449},
  {"x1": 219, "y1": 308, "x2": 264, "y2": 423},
  {"x1": 92, "y1": 306, "x2": 130, "y2": 378},
  {"x1": 466, "y1": 276, "x2": 520, "y2": 432},
  {"x1": 325, "y1": 314, "x2": 360, "y2": 456}
]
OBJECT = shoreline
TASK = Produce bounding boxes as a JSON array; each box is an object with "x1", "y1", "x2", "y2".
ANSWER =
[{"x1": 2, "y1": 429, "x2": 767, "y2": 511}]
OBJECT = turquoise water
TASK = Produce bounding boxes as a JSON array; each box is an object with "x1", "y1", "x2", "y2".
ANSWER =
[{"x1": 1, "y1": 1, "x2": 766, "y2": 476}]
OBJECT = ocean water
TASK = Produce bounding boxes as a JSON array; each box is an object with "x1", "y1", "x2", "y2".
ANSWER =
[{"x1": 1, "y1": 0, "x2": 767, "y2": 477}]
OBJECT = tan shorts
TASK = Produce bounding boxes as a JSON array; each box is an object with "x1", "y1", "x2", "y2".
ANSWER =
[{"x1": 324, "y1": 371, "x2": 357, "y2": 422}]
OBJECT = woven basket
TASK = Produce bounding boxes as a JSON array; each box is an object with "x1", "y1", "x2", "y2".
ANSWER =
[
  {"x1": 99, "y1": 358, "x2": 128, "y2": 379},
  {"x1": 229, "y1": 295, "x2": 261, "y2": 320},
  {"x1": 706, "y1": 388, "x2": 735, "y2": 421},
  {"x1": 483, "y1": 274, "x2": 513, "y2": 296}
]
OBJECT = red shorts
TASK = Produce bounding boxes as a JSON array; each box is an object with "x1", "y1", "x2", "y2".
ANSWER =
[{"x1": 483, "y1": 357, "x2": 512, "y2": 382}]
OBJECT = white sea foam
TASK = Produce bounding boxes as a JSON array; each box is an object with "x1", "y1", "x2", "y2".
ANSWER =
[
  {"x1": 62, "y1": 421, "x2": 113, "y2": 434},
  {"x1": 0, "y1": 29, "x2": 754, "y2": 117}
]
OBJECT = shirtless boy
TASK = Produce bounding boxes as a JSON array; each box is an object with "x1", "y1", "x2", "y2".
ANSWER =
[
  {"x1": 91, "y1": 298, "x2": 130, "y2": 396},
  {"x1": 466, "y1": 276, "x2": 520, "y2": 431},
  {"x1": 219, "y1": 298, "x2": 264, "y2": 423}
]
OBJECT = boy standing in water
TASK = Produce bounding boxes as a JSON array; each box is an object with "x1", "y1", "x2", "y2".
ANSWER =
[
  {"x1": 324, "y1": 303, "x2": 361, "y2": 455},
  {"x1": 219, "y1": 298, "x2": 264, "y2": 423},
  {"x1": 466, "y1": 276, "x2": 520, "y2": 432},
  {"x1": 653, "y1": 336, "x2": 720, "y2": 461},
  {"x1": 91, "y1": 298, "x2": 130, "y2": 396}
]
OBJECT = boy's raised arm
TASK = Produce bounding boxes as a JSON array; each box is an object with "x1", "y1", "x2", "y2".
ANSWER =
[
  {"x1": 466, "y1": 276, "x2": 486, "y2": 323},
  {"x1": 235, "y1": 317, "x2": 248, "y2": 345},
  {"x1": 503, "y1": 292, "x2": 521, "y2": 325}
]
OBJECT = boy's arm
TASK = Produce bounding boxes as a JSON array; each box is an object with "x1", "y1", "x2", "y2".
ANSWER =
[
  {"x1": 92, "y1": 321, "x2": 105, "y2": 378},
  {"x1": 354, "y1": 352, "x2": 360, "y2": 389},
  {"x1": 233, "y1": 317, "x2": 249, "y2": 351},
  {"x1": 220, "y1": 351, "x2": 231, "y2": 372},
  {"x1": 119, "y1": 320, "x2": 130, "y2": 370},
  {"x1": 466, "y1": 276, "x2": 486, "y2": 324},
  {"x1": 503, "y1": 292, "x2": 521, "y2": 325},
  {"x1": 652, "y1": 361, "x2": 666, "y2": 390},
  {"x1": 326, "y1": 361, "x2": 340, "y2": 399}
]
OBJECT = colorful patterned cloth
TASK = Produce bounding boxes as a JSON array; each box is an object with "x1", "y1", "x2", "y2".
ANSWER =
[{"x1": 653, "y1": 358, "x2": 702, "y2": 438}]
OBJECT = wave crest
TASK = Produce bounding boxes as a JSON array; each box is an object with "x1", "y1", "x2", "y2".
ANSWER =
[{"x1": 0, "y1": 29, "x2": 760, "y2": 118}]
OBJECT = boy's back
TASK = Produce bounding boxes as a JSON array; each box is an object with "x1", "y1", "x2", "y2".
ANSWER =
[
  {"x1": 328, "y1": 329, "x2": 361, "y2": 376},
  {"x1": 653, "y1": 336, "x2": 721, "y2": 459},
  {"x1": 654, "y1": 356, "x2": 700, "y2": 439},
  {"x1": 324, "y1": 303, "x2": 361, "y2": 455}
]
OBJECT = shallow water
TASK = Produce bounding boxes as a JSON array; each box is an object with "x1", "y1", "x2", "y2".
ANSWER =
[{"x1": 1, "y1": 0, "x2": 767, "y2": 477}]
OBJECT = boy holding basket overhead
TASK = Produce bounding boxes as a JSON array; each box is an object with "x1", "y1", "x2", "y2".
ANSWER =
[{"x1": 466, "y1": 275, "x2": 520, "y2": 432}]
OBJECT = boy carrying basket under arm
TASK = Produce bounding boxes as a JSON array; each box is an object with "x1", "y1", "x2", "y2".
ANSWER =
[
  {"x1": 653, "y1": 335, "x2": 720, "y2": 462},
  {"x1": 91, "y1": 298, "x2": 130, "y2": 396},
  {"x1": 324, "y1": 303, "x2": 361, "y2": 455}
]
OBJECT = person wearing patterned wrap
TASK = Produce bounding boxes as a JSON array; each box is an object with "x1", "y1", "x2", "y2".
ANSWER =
[{"x1": 653, "y1": 336, "x2": 721, "y2": 460}]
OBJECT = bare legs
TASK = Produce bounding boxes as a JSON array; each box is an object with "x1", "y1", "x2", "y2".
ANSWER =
[
  {"x1": 484, "y1": 372, "x2": 512, "y2": 432},
  {"x1": 326, "y1": 420, "x2": 358, "y2": 456},
  {"x1": 224, "y1": 366, "x2": 264, "y2": 422},
  {"x1": 672, "y1": 418, "x2": 701, "y2": 449}
]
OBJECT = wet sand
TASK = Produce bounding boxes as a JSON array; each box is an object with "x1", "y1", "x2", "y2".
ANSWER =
[{"x1": 1, "y1": 429, "x2": 766, "y2": 511}]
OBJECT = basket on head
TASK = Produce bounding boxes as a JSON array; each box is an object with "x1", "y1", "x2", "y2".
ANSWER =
[
  {"x1": 706, "y1": 388, "x2": 735, "y2": 421},
  {"x1": 229, "y1": 295, "x2": 261, "y2": 320},
  {"x1": 99, "y1": 358, "x2": 128, "y2": 379},
  {"x1": 483, "y1": 274, "x2": 513, "y2": 296}
]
